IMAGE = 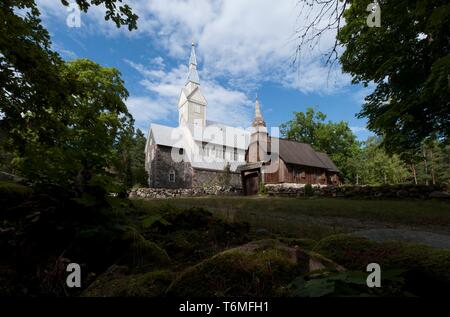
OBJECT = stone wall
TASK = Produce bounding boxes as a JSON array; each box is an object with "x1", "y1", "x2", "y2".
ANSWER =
[
  {"x1": 148, "y1": 145, "x2": 192, "y2": 189},
  {"x1": 192, "y1": 169, "x2": 242, "y2": 189},
  {"x1": 265, "y1": 183, "x2": 450, "y2": 199},
  {"x1": 129, "y1": 185, "x2": 242, "y2": 199}
]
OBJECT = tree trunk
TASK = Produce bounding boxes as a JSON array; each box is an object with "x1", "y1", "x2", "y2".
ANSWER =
[
  {"x1": 423, "y1": 145, "x2": 429, "y2": 185},
  {"x1": 411, "y1": 164, "x2": 417, "y2": 185},
  {"x1": 430, "y1": 147, "x2": 436, "y2": 185}
]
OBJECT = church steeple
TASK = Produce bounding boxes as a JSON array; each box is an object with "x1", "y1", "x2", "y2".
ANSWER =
[
  {"x1": 252, "y1": 94, "x2": 266, "y2": 127},
  {"x1": 249, "y1": 94, "x2": 268, "y2": 163},
  {"x1": 178, "y1": 42, "x2": 207, "y2": 129},
  {"x1": 187, "y1": 43, "x2": 200, "y2": 84}
]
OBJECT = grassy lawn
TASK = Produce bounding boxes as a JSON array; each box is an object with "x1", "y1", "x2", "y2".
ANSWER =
[{"x1": 132, "y1": 196, "x2": 450, "y2": 240}]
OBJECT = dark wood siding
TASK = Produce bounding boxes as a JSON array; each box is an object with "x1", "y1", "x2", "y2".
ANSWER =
[{"x1": 268, "y1": 158, "x2": 330, "y2": 185}]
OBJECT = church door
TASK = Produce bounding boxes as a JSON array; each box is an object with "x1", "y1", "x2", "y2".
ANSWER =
[{"x1": 243, "y1": 171, "x2": 260, "y2": 195}]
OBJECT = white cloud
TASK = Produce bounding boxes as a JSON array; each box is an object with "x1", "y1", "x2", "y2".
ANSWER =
[
  {"x1": 283, "y1": 62, "x2": 351, "y2": 94},
  {"x1": 350, "y1": 126, "x2": 368, "y2": 133},
  {"x1": 52, "y1": 43, "x2": 77, "y2": 60},
  {"x1": 126, "y1": 96, "x2": 172, "y2": 131},
  {"x1": 36, "y1": 0, "x2": 351, "y2": 94},
  {"x1": 125, "y1": 57, "x2": 253, "y2": 128}
]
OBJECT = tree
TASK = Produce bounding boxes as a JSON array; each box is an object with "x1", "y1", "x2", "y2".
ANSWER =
[
  {"x1": 11, "y1": 59, "x2": 133, "y2": 193},
  {"x1": 130, "y1": 129, "x2": 148, "y2": 186},
  {"x1": 414, "y1": 140, "x2": 450, "y2": 185},
  {"x1": 114, "y1": 128, "x2": 148, "y2": 188},
  {"x1": 0, "y1": 0, "x2": 138, "y2": 166},
  {"x1": 338, "y1": 0, "x2": 449, "y2": 153},
  {"x1": 295, "y1": 0, "x2": 449, "y2": 153},
  {"x1": 358, "y1": 137, "x2": 410, "y2": 185},
  {"x1": 0, "y1": 1, "x2": 138, "y2": 192},
  {"x1": 61, "y1": 0, "x2": 138, "y2": 30},
  {"x1": 280, "y1": 107, "x2": 361, "y2": 183}
]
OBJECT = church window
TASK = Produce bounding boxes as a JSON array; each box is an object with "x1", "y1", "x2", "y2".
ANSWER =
[
  {"x1": 169, "y1": 170, "x2": 175, "y2": 183},
  {"x1": 223, "y1": 146, "x2": 226, "y2": 159},
  {"x1": 195, "y1": 104, "x2": 201, "y2": 113},
  {"x1": 234, "y1": 148, "x2": 238, "y2": 161}
]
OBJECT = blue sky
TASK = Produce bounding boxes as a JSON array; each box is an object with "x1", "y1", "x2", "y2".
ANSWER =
[{"x1": 36, "y1": 0, "x2": 374, "y2": 141}]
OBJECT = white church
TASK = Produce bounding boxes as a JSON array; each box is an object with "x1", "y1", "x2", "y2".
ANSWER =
[{"x1": 145, "y1": 43, "x2": 340, "y2": 193}]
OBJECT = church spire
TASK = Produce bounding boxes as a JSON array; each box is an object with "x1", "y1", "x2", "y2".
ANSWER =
[
  {"x1": 187, "y1": 42, "x2": 200, "y2": 84},
  {"x1": 252, "y1": 94, "x2": 266, "y2": 127}
]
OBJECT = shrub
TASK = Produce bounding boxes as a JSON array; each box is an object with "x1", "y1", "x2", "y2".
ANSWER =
[
  {"x1": 258, "y1": 180, "x2": 266, "y2": 195},
  {"x1": 0, "y1": 180, "x2": 32, "y2": 210},
  {"x1": 304, "y1": 184, "x2": 313, "y2": 196}
]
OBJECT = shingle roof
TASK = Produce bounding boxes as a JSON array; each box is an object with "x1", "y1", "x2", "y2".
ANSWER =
[
  {"x1": 149, "y1": 124, "x2": 181, "y2": 148},
  {"x1": 271, "y1": 138, "x2": 338, "y2": 172},
  {"x1": 271, "y1": 138, "x2": 327, "y2": 169},
  {"x1": 191, "y1": 161, "x2": 242, "y2": 172},
  {"x1": 315, "y1": 152, "x2": 340, "y2": 172}
]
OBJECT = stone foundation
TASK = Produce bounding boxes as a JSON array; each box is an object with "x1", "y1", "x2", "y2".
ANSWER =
[{"x1": 192, "y1": 169, "x2": 242, "y2": 188}]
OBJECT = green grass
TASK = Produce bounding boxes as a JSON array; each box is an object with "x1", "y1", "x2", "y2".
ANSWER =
[{"x1": 131, "y1": 196, "x2": 450, "y2": 240}]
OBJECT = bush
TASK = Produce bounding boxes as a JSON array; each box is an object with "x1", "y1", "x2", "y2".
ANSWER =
[
  {"x1": 145, "y1": 207, "x2": 250, "y2": 264},
  {"x1": 304, "y1": 184, "x2": 313, "y2": 196},
  {"x1": 258, "y1": 180, "x2": 266, "y2": 195},
  {"x1": 0, "y1": 180, "x2": 32, "y2": 210}
]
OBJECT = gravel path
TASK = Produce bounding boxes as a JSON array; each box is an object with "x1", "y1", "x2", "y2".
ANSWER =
[{"x1": 353, "y1": 228, "x2": 450, "y2": 250}]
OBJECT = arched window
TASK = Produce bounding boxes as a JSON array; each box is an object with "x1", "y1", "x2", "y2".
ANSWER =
[{"x1": 169, "y1": 169, "x2": 175, "y2": 183}]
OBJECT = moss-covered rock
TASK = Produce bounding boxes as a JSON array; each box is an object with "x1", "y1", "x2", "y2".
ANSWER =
[
  {"x1": 313, "y1": 234, "x2": 380, "y2": 269},
  {"x1": 82, "y1": 267, "x2": 173, "y2": 297},
  {"x1": 276, "y1": 237, "x2": 318, "y2": 250},
  {"x1": 314, "y1": 234, "x2": 450, "y2": 296},
  {"x1": 167, "y1": 239, "x2": 343, "y2": 297},
  {"x1": 119, "y1": 232, "x2": 171, "y2": 272},
  {"x1": 146, "y1": 207, "x2": 250, "y2": 265}
]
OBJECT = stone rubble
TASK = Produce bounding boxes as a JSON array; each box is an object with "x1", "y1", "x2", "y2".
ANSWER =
[
  {"x1": 265, "y1": 183, "x2": 449, "y2": 199},
  {"x1": 129, "y1": 183, "x2": 449, "y2": 200},
  {"x1": 129, "y1": 185, "x2": 242, "y2": 199}
]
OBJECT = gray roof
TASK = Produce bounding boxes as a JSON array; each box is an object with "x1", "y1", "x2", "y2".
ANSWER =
[
  {"x1": 149, "y1": 123, "x2": 249, "y2": 149},
  {"x1": 315, "y1": 152, "x2": 339, "y2": 172},
  {"x1": 191, "y1": 161, "x2": 242, "y2": 172},
  {"x1": 148, "y1": 124, "x2": 180, "y2": 148},
  {"x1": 236, "y1": 162, "x2": 263, "y2": 172},
  {"x1": 273, "y1": 138, "x2": 328, "y2": 169}
]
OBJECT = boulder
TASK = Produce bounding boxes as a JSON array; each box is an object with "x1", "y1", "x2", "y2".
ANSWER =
[
  {"x1": 82, "y1": 267, "x2": 173, "y2": 297},
  {"x1": 166, "y1": 239, "x2": 343, "y2": 297},
  {"x1": 119, "y1": 233, "x2": 171, "y2": 272},
  {"x1": 429, "y1": 191, "x2": 450, "y2": 199}
]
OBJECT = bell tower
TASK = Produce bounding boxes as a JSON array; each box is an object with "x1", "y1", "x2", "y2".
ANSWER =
[
  {"x1": 178, "y1": 43, "x2": 207, "y2": 131},
  {"x1": 248, "y1": 95, "x2": 269, "y2": 163}
]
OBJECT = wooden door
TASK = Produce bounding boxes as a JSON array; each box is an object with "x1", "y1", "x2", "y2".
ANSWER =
[{"x1": 243, "y1": 172, "x2": 259, "y2": 195}]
